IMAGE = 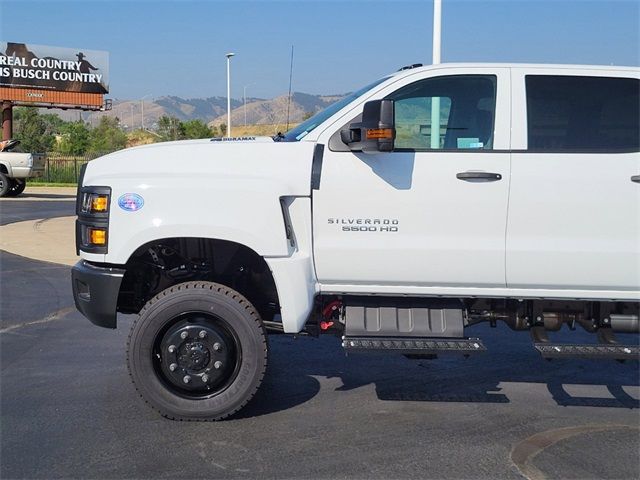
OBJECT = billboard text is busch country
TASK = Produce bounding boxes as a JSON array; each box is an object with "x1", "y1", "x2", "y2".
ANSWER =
[{"x1": 0, "y1": 42, "x2": 109, "y2": 94}]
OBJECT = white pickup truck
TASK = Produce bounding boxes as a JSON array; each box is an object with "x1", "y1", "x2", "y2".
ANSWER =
[
  {"x1": 72, "y1": 63, "x2": 640, "y2": 421},
  {"x1": 0, "y1": 139, "x2": 45, "y2": 197}
]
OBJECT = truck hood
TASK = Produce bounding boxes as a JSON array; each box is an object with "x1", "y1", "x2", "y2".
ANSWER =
[{"x1": 82, "y1": 138, "x2": 317, "y2": 197}]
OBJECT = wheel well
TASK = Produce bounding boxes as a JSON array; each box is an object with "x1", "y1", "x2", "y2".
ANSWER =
[
  {"x1": 117, "y1": 237, "x2": 280, "y2": 321},
  {"x1": 0, "y1": 164, "x2": 8, "y2": 175}
]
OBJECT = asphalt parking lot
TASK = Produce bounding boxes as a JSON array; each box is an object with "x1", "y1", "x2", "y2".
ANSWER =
[{"x1": 1, "y1": 189, "x2": 639, "y2": 479}]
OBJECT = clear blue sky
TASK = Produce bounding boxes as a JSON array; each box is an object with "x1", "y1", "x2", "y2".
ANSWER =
[{"x1": 1, "y1": 0, "x2": 638, "y2": 100}]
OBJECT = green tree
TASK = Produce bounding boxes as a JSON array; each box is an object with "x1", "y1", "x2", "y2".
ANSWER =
[
  {"x1": 13, "y1": 107, "x2": 62, "y2": 152},
  {"x1": 56, "y1": 121, "x2": 91, "y2": 155},
  {"x1": 157, "y1": 115, "x2": 183, "y2": 141},
  {"x1": 219, "y1": 123, "x2": 227, "y2": 137},
  {"x1": 182, "y1": 119, "x2": 213, "y2": 139},
  {"x1": 88, "y1": 116, "x2": 127, "y2": 153}
]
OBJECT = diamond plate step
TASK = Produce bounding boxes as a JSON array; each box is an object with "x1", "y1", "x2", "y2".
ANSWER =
[
  {"x1": 342, "y1": 336, "x2": 485, "y2": 354},
  {"x1": 535, "y1": 343, "x2": 639, "y2": 360}
]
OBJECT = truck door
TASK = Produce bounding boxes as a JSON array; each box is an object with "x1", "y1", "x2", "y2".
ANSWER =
[
  {"x1": 312, "y1": 69, "x2": 511, "y2": 291},
  {"x1": 507, "y1": 70, "x2": 640, "y2": 292}
]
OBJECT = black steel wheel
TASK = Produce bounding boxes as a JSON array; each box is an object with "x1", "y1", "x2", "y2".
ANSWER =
[{"x1": 127, "y1": 282, "x2": 268, "y2": 421}]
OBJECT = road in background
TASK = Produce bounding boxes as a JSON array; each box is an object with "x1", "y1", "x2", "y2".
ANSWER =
[
  {"x1": 1, "y1": 194, "x2": 638, "y2": 479},
  {"x1": 0, "y1": 187, "x2": 75, "y2": 226}
]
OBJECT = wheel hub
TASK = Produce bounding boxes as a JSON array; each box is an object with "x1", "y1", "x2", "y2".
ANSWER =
[
  {"x1": 178, "y1": 342, "x2": 210, "y2": 371},
  {"x1": 158, "y1": 319, "x2": 235, "y2": 394}
]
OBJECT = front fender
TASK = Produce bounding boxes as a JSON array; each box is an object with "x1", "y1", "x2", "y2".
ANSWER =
[
  {"x1": 80, "y1": 141, "x2": 316, "y2": 264},
  {"x1": 102, "y1": 177, "x2": 292, "y2": 264},
  {"x1": 78, "y1": 141, "x2": 320, "y2": 331}
]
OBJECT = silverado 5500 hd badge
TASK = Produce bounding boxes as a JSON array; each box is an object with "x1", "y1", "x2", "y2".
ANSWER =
[{"x1": 328, "y1": 218, "x2": 399, "y2": 232}]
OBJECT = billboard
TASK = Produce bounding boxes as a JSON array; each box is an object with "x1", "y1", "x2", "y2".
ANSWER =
[
  {"x1": 0, "y1": 87, "x2": 104, "y2": 108},
  {"x1": 0, "y1": 42, "x2": 109, "y2": 94}
]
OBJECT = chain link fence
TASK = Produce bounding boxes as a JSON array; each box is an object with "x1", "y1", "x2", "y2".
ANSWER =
[{"x1": 31, "y1": 152, "x2": 115, "y2": 184}]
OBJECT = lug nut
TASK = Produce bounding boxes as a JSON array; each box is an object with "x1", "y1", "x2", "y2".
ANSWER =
[
  {"x1": 213, "y1": 342, "x2": 221, "y2": 351},
  {"x1": 169, "y1": 363, "x2": 177, "y2": 372},
  {"x1": 198, "y1": 330, "x2": 207, "y2": 338},
  {"x1": 214, "y1": 361, "x2": 223, "y2": 369},
  {"x1": 201, "y1": 374, "x2": 209, "y2": 383},
  {"x1": 168, "y1": 345, "x2": 176, "y2": 353},
  {"x1": 180, "y1": 331, "x2": 188, "y2": 339},
  {"x1": 183, "y1": 375, "x2": 191, "y2": 384}
]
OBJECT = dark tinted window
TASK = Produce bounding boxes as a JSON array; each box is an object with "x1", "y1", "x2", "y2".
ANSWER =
[
  {"x1": 386, "y1": 75, "x2": 496, "y2": 150},
  {"x1": 526, "y1": 75, "x2": 639, "y2": 152}
]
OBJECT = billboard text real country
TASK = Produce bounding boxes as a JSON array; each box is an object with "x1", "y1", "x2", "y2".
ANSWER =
[{"x1": 0, "y1": 42, "x2": 109, "y2": 94}]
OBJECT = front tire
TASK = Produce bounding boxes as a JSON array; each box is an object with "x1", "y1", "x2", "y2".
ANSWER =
[{"x1": 127, "y1": 281, "x2": 268, "y2": 421}]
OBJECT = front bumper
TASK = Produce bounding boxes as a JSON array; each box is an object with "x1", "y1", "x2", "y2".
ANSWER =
[{"x1": 71, "y1": 260, "x2": 125, "y2": 329}]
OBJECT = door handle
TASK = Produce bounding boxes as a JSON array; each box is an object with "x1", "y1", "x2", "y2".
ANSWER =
[
  {"x1": 456, "y1": 171, "x2": 502, "y2": 182},
  {"x1": 632, "y1": 175, "x2": 640, "y2": 183}
]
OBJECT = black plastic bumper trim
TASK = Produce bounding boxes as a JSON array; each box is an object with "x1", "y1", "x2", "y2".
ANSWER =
[
  {"x1": 310, "y1": 143, "x2": 324, "y2": 190},
  {"x1": 71, "y1": 260, "x2": 125, "y2": 329}
]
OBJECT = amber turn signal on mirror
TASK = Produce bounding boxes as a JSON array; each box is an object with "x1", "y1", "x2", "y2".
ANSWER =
[{"x1": 366, "y1": 128, "x2": 394, "y2": 140}]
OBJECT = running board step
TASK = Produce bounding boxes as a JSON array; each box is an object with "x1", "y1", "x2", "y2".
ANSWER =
[
  {"x1": 535, "y1": 343, "x2": 640, "y2": 360},
  {"x1": 342, "y1": 336, "x2": 485, "y2": 354}
]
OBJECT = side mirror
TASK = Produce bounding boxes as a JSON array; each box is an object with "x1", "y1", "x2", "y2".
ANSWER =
[{"x1": 340, "y1": 100, "x2": 395, "y2": 153}]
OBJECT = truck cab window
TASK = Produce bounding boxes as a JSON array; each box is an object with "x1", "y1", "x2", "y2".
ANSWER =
[
  {"x1": 526, "y1": 75, "x2": 640, "y2": 152},
  {"x1": 386, "y1": 75, "x2": 497, "y2": 151}
]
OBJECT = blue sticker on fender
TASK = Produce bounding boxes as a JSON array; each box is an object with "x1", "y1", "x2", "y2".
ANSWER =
[{"x1": 118, "y1": 193, "x2": 144, "y2": 212}]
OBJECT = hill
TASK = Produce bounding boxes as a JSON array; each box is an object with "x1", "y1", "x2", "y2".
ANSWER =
[
  {"x1": 208, "y1": 92, "x2": 344, "y2": 130},
  {"x1": 48, "y1": 92, "x2": 345, "y2": 131}
]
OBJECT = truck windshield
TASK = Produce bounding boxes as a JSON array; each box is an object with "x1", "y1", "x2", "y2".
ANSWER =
[{"x1": 281, "y1": 77, "x2": 390, "y2": 142}]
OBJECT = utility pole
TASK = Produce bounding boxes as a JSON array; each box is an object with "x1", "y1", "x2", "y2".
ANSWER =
[
  {"x1": 243, "y1": 84, "x2": 250, "y2": 127},
  {"x1": 286, "y1": 45, "x2": 294, "y2": 131},
  {"x1": 141, "y1": 94, "x2": 152, "y2": 130}
]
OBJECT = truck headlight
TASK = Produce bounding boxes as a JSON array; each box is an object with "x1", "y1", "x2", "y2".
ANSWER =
[
  {"x1": 76, "y1": 185, "x2": 111, "y2": 254},
  {"x1": 81, "y1": 192, "x2": 110, "y2": 214}
]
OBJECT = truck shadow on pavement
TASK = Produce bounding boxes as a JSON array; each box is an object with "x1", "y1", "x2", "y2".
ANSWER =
[{"x1": 238, "y1": 328, "x2": 639, "y2": 419}]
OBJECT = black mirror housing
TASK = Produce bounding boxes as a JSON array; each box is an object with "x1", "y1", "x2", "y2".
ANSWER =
[{"x1": 340, "y1": 99, "x2": 395, "y2": 153}]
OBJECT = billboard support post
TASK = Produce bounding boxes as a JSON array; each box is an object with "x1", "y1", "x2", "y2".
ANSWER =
[{"x1": 2, "y1": 101, "x2": 12, "y2": 141}]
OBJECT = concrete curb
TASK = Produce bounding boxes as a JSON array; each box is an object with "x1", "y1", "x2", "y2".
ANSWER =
[
  {"x1": 0, "y1": 186, "x2": 77, "y2": 202},
  {"x1": 0, "y1": 216, "x2": 77, "y2": 266}
]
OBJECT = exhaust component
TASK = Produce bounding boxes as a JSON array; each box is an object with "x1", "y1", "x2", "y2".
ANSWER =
[{"x1": 610, "y1": 314, "x2": 639, "y2": 333}]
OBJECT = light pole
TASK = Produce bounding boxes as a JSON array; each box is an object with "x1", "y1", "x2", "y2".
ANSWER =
[
  {"x1": 226, "y1": 52, "x2": 235, "y2": 138},
  {"x1": 140, "y1": 94, "x2": 152, "y2": 130},
  {"x1": 432, "y1": 0, "x2": 441, "y2": 65},
  {"x1": 430, "y1": 0, "x2": 442, "y2": 149}
]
